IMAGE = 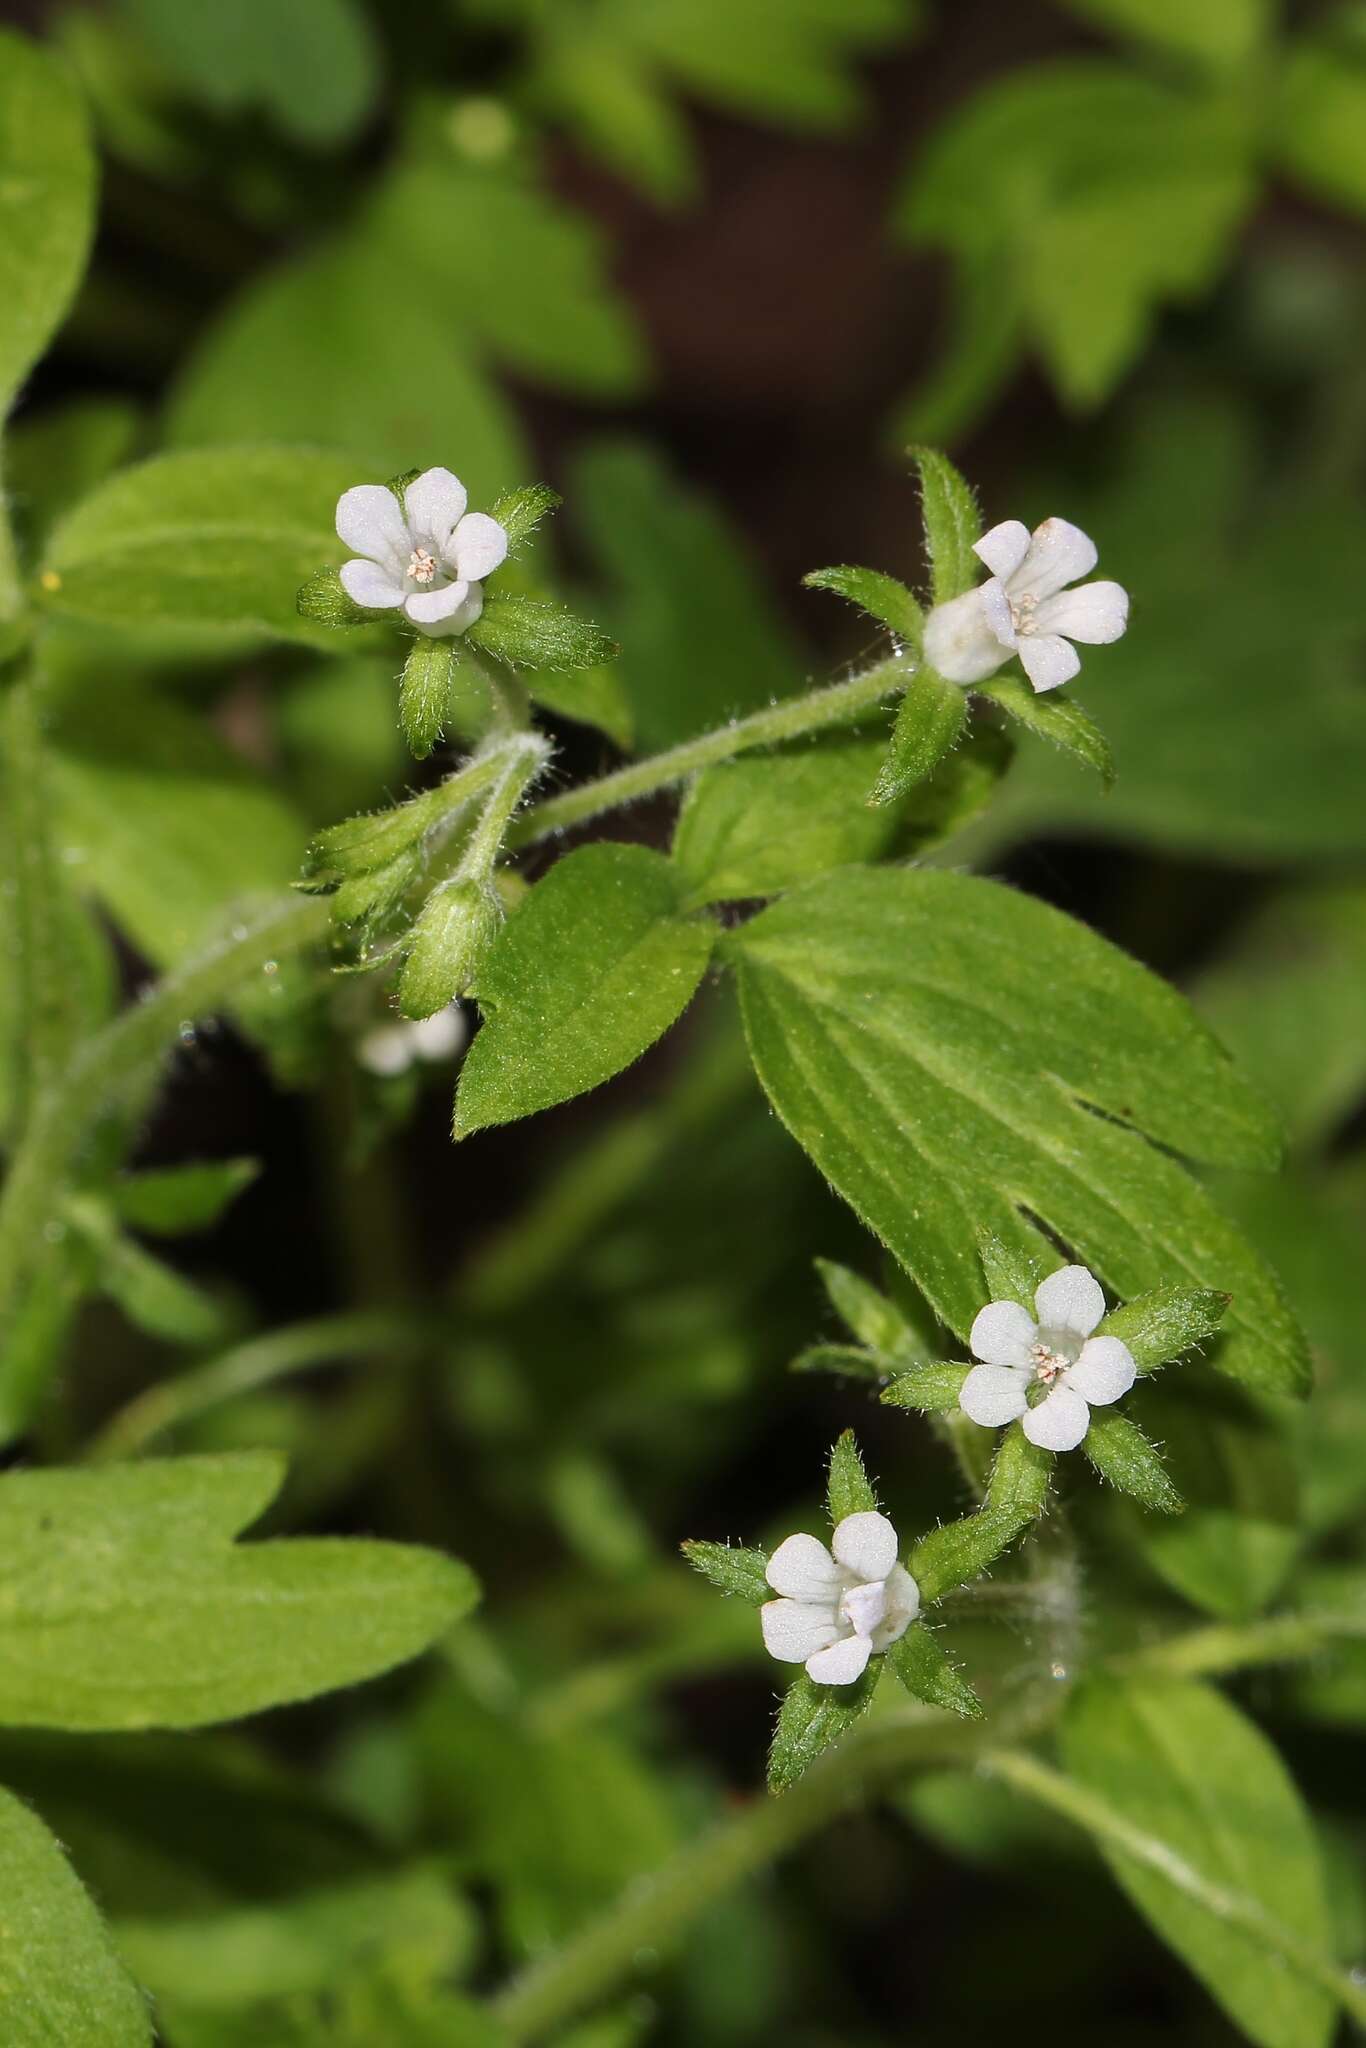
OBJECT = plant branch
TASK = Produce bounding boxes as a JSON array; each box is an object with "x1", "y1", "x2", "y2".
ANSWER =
[{"x1": 507, "y1": 656, "x2": 909, "y2": 851}]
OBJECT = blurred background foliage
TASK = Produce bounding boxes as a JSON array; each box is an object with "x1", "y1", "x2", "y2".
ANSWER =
[{"x1": 3, "y1": 0, "x2": 1366, "y2": 2042}]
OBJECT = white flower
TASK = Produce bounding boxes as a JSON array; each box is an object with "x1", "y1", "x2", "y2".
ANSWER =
[
  {"x1": 761, "y1": 1511, "x2": 920, "y2": 1686},
  {"x1": 336, "y1": 467, "x2": 508, "y2": 638},
  {"x1": 922, "y1": 516, "x2": 1128, "y2": 694},
  {"x1": 358, "y1": 1002, "x2": 468, "y2": 1077},
  {"x1": 959, "y1": 1264, "x2": 1136, "y2": 1453}
]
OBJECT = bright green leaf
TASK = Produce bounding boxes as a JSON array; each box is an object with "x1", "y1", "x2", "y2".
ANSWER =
[
  {"x1": 815, "y1": 1257, "x2": 913, "y2": 1355},
  {"x1": 454, "y1": 844, "x2": 715, "y2": 1137},
  {"x1": 111, "y1": 1161, "x2": 258, "y2": 1237},
  {"x1": 1275, "y1": 6, "x2": 1366, "y2": 216},
  {"x1": 1057, "y1": 0, "x2": 1272, "y2": 68},
  {"x1": 123, "y1": 0, "x2": 380, "y2": 145},
  {"x1": 0, "y1": 30, "x2": 96, "y2": 421}
]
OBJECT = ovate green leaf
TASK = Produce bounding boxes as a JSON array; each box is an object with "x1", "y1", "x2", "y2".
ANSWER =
[
  {"x1": 0, "y1": 1786, "x2": 152, "y2": 2046},
  {"x1": 454, "y1": 844, "x2": 715, "y2": 1136},
  {"x1": 1062, "y1": 1677, "x2": 1335, "y2": 2048}
]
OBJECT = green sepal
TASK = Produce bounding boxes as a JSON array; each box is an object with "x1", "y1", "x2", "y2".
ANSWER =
[
  {"x1": 385, "y1": 467, "x2": 421, "y2": 510},
  {"x1": 489, "y1": 482, "x2": 562, "y2": 553},
  {"x1": 398, "y1": 881, "x2": 501, "y2": 1020},
  {"x1": 869, "y1": 666, "x2": 966, "y2": 807},
  {"x1": 304, "y1": 783, "x2": 450, "y2": 884},
  {"x1": 768, "y1": 1665, "x2": 880, "y2": 1794},
  {"x1": 988, "y1": 1422, "x2": 1055, "y2": 1520},
  {"x1": 1083, "y1": 1410, "x2": 1185, "y2": 1514},
  {"x1": 887, "y1": 1622, "x2": 983, "y2": 1718},
  {"x1": 881, "y1": 1361, "x2": 970, "y2": 1412},
  {"x1": 802, "y1": 565, "x2": 924, "y2": 642},
  {"x1": 330, "y1": 848, "x2": 421, "y2": 938},
  {"x1": 827, "y1": 1429, "x2": 878, "y2": 1524},
  {"x1": 400, "y1": 640, "x2": 459, "y2": 760},
  {"x1": 976, "y1": 1226, "x2": 1056, "y2": 1311},
  {"x1": 977, "y1": 673, "x2": 1115, "y2": 787},
  {"x1": 912, "y1": 446, "x2": 982, "y2": 603},
  {"x1": 466, "y1": 594, "x2": 618, "y2": 672},
  {"x1": 791, "y1": 1342, "x2": 890, "y2": 1382},
  {"x1": 1098, "y1": 1285, "x2": 1231, "y2": 1373},
  {"x1": 296, "y1": 566, "x2": 371, "y2": 629},
  {"x1": 680, "y1": 1540, "x2": 770, "y2": 1605}
]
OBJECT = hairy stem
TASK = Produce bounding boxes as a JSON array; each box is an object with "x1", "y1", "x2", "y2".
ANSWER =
[
  {"x1": 0, "y1": 893, "x2": 330, "y2": 1338},
  {"x1": 460, "y1": 732, "x2": 550, "y2": 881},
  {"x1": 507, "y1": 657, "x2": 908, "y2": 850}
]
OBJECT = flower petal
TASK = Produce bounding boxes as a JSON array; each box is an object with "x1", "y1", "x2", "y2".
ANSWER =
[
  {"x1": 403, "y1": 468, "x2": 467, "y2": 550},
  {"x1": 404, "y1": 578, "x2": 471, "y2": 625},
  {"x1": 870, "y1": 1564, "x2": 920, "y2": 1649},
  {"x1": 356, "y1": 1024, "x2": 411, "y2": 1077},
  {"x1": 831, "y1": 1511, "x2": 898, "y2": 1583},
  {"x1": 1013, "y1": 517, "x2": 1098, "y2": 601},
  {"x1": 1036, "y1": 579, "x2": 1129, "y2": 645},
  {"x1": 761, "y1": 1598, "x2": 838, "y2": 1664},
  {"x1": 1017, "y1": 633, "x2": 1080, "y2": 693},
  {"x1": 408, "y1": 1005, "x2": 467, "y2": 1063},
  {"x1": 766, "y1": 1532, "x2": 841, "y2": 1601},
  {"x1": 959, "y1": 1362, "x2": 1031, "y2": 1427},
  {"x1": 1067, "y1": 1335, "x2": 1136, "y2": 1406},
  {"x1": 339, "y1": 558, "x2": 404, "y2": 609},
  {"x1": 1033, "y1": 1265, "x2": 1105, "y2": 1338},
  {"x1": 806, "y1": 1633, "x2": 872, "y2": 1686},
  {"x1": 980, "y1": 576, "x2": 1017, "y2": 650},
  {"x1": 413, "y1": 583, "x2": 484, "y2": 639},
  {"x1": 969, "y1": 1298, "x2": 1036, "y2": 1367},
  {"x1": 450, "y1": 512, "x2": 508, "y2": 583},
  {"x1": 974, "y1": 519, "x2": 1030, "y2": 581},
  {"x1": 1022, "y1": 1386, "x2": 1090, "y2": 1452},
  {"x1": 336, "y1": 484, "x2": 409, "y2": 572},
  {"x1": 922, "y1": 589, "x2": 1010, "y2": 684}
]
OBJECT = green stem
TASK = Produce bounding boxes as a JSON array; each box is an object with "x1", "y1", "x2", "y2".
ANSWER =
[
  {"x1": 982, "y1": 1748, "x2": 1366, "y2": 2028},
  {"x1": 507, "y1": 658, "x2": 906, "y2": 851},
  {"x1": 0, "y1": 892, "x2": 330, "y2": 1336},
  {"x1": 492, "y1": 1693, "x2": 1047, "y2": 2045},
  {"x1": 1113, "y1": 1609, "x2": 1366, "y2": 1680},
  {"x1": 459, "y1": 733, "x2": 550, "y2": 882},
  {"x1": 84, "y1": 1309, "x2": 434, "y2": 1462}
]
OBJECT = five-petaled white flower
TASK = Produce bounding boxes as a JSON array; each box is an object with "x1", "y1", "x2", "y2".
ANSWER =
[
  {"x1": 959, "y1": 1264, "x2": 1136, "y2": 1453},
  {"x1": 923, "y1": 517, "x2": 1128, "y2": 694},
  {"x1": 761, "y1": 1511, "x2": 920, "y2": 1686},
  {"x1": 337, "y1": 467, "x2": 507, "y2": 637},
  {"x1": 358, "y1": 1002, "x2": 467, "y2": 1078}
]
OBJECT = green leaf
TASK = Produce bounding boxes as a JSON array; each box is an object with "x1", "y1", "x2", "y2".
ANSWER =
[
  {"x1": 725, "y1": 865, "x2": 1304, "y2": 1394},
  {"x1": 1061, "y1": 1676, "x2": 1335, "y2": 2048},
  {"x1": 912, "y1": 447, "x2": 982, "y2": 602},
  {"x1": 1097, "y1": 1284, "x2": 1230, "y2": 1372},
  {"x1": 869, "y1": 666, "x2": 966, "y2": 806},
  {"x1": 454, "y1": 844, "x2": 715, "y2": 1137},
  {"x1": 465, "y1": 594, "x2": 619, "y2": 673},
  {"x1": 42, "y1": 447, "x2": 364, "y2": 643},
  {"x1": 976, "y1": 672, "x2": 1114, "y2": 785},
  {"x1": 64, "y1": 1197, "x2": 231, "y2": 1347},
  {"x1": 1128, "y1": 1374, "x2": 1299, "y2": 1619},
  {"x1": 4, "y1": 398, "x2": 140, "y2": 559},
  {"x1": 791, "y1": 1342, "x2": 891, "y2": 1382},
  {"x1": 881, "y1": 1361, "x2": 969, "y2": 1412},
  {"x1": 815, "y1": 1257, "x2": 912, "y2": 1355},
  {"x1": 1083, "y1": 1410, "x2": 1184, "y2": 1513},
  {"x1": 0, "y1": 1454, "x2": 477, "y2": 1729},
  {"x1": 680, "y1": 1541, "x2": 771, "y2": 1605},
  {"x1": 826, "y1": 1429, "x2": 878, "y2": 1522},
  {"x1": 802, "y1": 565, "x2": 924, "y2": 640},
  {"x1": 522, "y1": 663, "x2": 634, "y2": 749},
  {"x1": 887, "y1": 1622, "x2": 982, "y2": 1717},
  {"x1": 768, "y1": 1666, "x2": 879, "y2": 1794},
  {"x1": 0, "y1": 30, "x2": 96, "y2": 421},
  {"x1": 0, "y1": 1785, "x2": 152, "y2": 2046},
  {"x1": 573, "y1": 440, "x2": 800, "y2": 750},
  {"x1": 671, "y1": 735, "x2": 904, "y2": 907},
  {"x1": 123, "y1": 0, "x2": 380, "y2": 145},
  {"x1": 1057, "y1": 0, "x2": 1271, "y2": 67},
  {"x1": 110, "y1": 1161, "x2": 259, "y2": 1237},
  {"x1": 166, "y1": 243, "x2": 525, "y2": 494},
  {"x1": 1277, "y1": 7, "x2": 1366, "y2": 216},
  {"x1": 489, "y1": 483, "x2": 562, "y2": 554},
  {"x1": 399, "y1": 640, "x2": 458, "y2": 760}
]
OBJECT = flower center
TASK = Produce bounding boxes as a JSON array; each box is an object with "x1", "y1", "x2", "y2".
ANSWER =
[
  {"x1": 1030, "y1": 1327, "x2": 1081, "y2": 1383},
  {"x1": 1011, "y1": 591, "x2": 1040, "y2": 637},
  {"x1": 408, "y1": 546, "x2": 438, "y2": 585}
]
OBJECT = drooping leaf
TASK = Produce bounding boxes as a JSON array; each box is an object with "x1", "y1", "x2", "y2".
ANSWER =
[
  {"x1": 1061, "y1": 1676, "x2": 1335, "y2": 2048},
  {"x1": 42, "y1": 447, "x2": 364, "y2": 643},
  {"x1": 0, "y1": 1785, "x2": 152, "y2": 2046},
  {"x1": 725, "y1": 865, "x2": 1304, "y2": 1393},
  {"x1": 768, "y1": 1665, "x2": 880, "y2": 1794},
  {"x1": 0, "y1": 30, "x2": 96, "y2": 421},
  {"x1": 826, "y1": 1429, "x2": 878, "y2": 1523},
  {"x1": 454, "y1": 844, "x2": 715, "y2": 1137},
  {"x1": 0, "y1": 1454, "x2": 477, "y2": 1729},
  {"x1": 681, "y1": 1541, "x2": 771, "y2": 1605},
  {"x1": 887, "y1": 1622, "x2": 982, "y2": 1717}
]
